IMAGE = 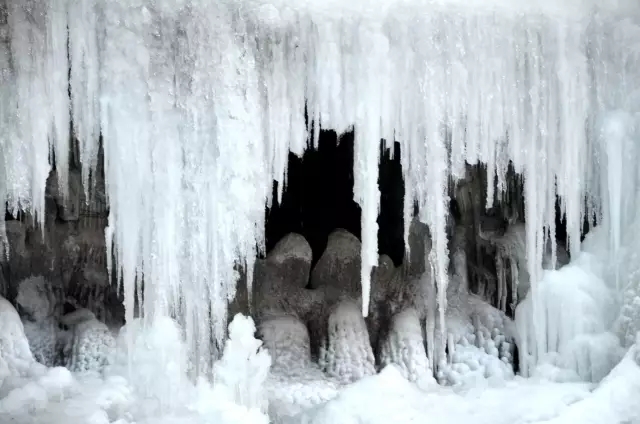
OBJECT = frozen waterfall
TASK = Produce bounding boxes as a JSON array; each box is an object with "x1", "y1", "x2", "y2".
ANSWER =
[{"x1": 1, "y1": 0, "x2": 640, "y2": 382}]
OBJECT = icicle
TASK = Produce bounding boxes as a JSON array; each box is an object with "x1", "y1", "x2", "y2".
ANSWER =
[
  {"x1": 68, "y1": 0, "x2": 101, "y2": 198},
  {"x1": 48, "y1": 0, "x2": 70, "y2": 200},
  {"x1": 352, "y1": 25, "x2": 385, "y2": 317}
]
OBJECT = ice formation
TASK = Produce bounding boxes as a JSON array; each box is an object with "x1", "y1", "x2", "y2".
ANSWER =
[
  {"x1": 213, "y1": 314, "x2": 271, "y2": 413},
  {"x1": 378, "y1": 308, "x2": 435, "y2": 388},
  {"x1": 63, "y1": 317, "x2": 116, "y2": 374},
  {"x1": 320, "y1": 301, "x2": 376, "y2": 384},
  {"x1": 0, "y1": 296, "x2": 35, "y2": 379},
  {"x1": 259, "y1": 315, "x2": 340, "y2": 421},
  {"x1": 0, "y1": 0, "x2": 639, "y2": 396}
]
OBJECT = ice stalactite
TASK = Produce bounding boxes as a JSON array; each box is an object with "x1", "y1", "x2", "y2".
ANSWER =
[
  {"x1": 2, "y1": 0, "x2": 71, "y2": 224},
  {"x1": 68, "y1": 0, "x2": 101, "y2": 197}
]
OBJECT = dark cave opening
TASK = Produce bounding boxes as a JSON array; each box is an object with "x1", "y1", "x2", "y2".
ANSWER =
[{"x1": 264, "y1": 130, "x2": 407, "y2": 268}]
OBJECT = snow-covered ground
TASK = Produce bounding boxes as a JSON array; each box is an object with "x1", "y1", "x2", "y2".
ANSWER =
[{"x1": 1, "y1": 342, "x2": 639, "y2": 424}]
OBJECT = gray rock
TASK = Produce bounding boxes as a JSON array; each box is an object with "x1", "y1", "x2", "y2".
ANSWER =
[
  {"x1": 404, "y1": 218, "x2": 432, "y2": 278},
  {"x1": 309, "y1": 229, "x2": 361, "y2": 297}
]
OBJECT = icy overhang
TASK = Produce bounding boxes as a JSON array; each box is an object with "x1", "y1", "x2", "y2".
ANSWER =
[{"x1": 1, "y1": 0, "x2": 639, "y2": 379}]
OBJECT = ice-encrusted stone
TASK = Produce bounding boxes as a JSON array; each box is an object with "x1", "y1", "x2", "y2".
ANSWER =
[
  {"x1": 437, "y1": 315, "x2": 515, "y2": 387},
  {"x1": 254, "y1": 233, "x2": 323, "y2": 323},
  {"x1": 320, "y1": 300, "x2": 376, "y2": 384},
  {"x1": 63, "y1": 312, "x2": 115, "y2": 373},
  {"x1": 260, "y1": 315, "x2": 339, "y2": 422},
  {"x1": 379, "y1": 308, "x2": 434, "y2": 388},
  {"x1": 0, "y1": 296, "x2": 35, "y2": 379},
  {"x1": 15, "y1": 276, "x2": 59, "y2": 322},
  {"x1": 259, "y1": 315, "x2": 311, "y2": 370},
  {"x1": 404, "y1": 218, "x2": 432, "y2": 278},
  {"x1": 310, "y1": 229, "x2": 361, "y2": 297},
  {"x1": 22, "y1": 320, "x2": 58, "y2": 367}
]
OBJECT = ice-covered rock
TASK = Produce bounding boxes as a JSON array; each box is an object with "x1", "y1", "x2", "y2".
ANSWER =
[
  {"x1": 310, "y1": 229, "x2": 361, "y2": 297},
  {"x1": 259, "y1": 315, "x2": 339, "y2": 422},
  {"x1": 404, "y1": 218, "x2": 432, "y2": 278},
  {"x1": 259, "y1": 315, "x2": 312, "y2": 370},
  {"x1": 379, "y1": 308, "x2": 434, "y2": 388},
  {"x1": 22, "y1": 320, "x2": 59, "y2": 367},
  {"x1": 62, "y1": 311, "x2": 115, "y2": 373},
  {"x1": 320, "y1": 300, "x2": 376, "y2": 385},
  {"x1": 479, "y1": 221, "x2": 570, "y2": 305},
  {"x1": 0, "y1": 296, "x2": 35, "y2": 379},
  {"x1": 15, "y1": 276, "x2": 59, "y2": 322}
]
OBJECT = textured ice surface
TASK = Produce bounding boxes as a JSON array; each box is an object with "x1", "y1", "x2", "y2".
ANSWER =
[
  {"x1": 259, "y1": 315, "x2": 339, "y2": 422},
  {"x1": 64, "y1": 318, "x2": 115, "y2": 374},
  {"x1": 22, "y1": 320, "x2": 58, "y2": 367},
  {"x1": 516, "y1": 250, "x2": 624, "y2": 381},
  {"x1": 214, "y1": 314, "x2": 271, "y2": 412},
  {"x1": 0, "y1": 296, "x2": 36, "y2": 379},
  {"x1": 378, "y1": 308, "x2": 435, "y2": 388},
  {"x1": 320, "y1": 301, "x2": 376, "y2": 384}
]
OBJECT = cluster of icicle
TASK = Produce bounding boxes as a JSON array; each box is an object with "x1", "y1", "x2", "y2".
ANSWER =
[{"x1": 1, "y1": 0, "x2": 639, "y2": 379}]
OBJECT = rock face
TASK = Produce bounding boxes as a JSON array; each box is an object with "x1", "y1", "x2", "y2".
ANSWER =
[{"x1": 2, "y1": 166, "x2": 120, "y2": 328}]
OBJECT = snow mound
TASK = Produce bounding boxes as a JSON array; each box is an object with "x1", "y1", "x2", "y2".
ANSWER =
[
  {"x1": 320, "y1": 300, "x2": 376, "y2": 384},
  {"x1": 544, "y1": 343, "x2": 640, "y2": 424},
  {"x1": 379, "y1": 308, "x2": 435, "y2": 388}
]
